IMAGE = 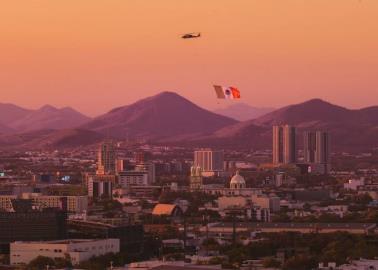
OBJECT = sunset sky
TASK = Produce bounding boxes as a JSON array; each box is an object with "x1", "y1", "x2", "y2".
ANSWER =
[{"x1": 1, "y1": 0, "x2": 377, "y2": 116}]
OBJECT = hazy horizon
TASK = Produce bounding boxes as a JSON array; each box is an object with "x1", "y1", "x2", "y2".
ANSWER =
[
  {"x1": 1, "y1": 92, "x2": 376, "y2": 118},
  {"x1": 1, "y1": 0, "x2": 378, "y2": 116}
]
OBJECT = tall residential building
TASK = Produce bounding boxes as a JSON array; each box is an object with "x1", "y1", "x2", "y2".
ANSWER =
[
  {"x1": 97, "y1": 141, "x2": 116, "y2": 175},
  {"x1": 194, "y1": 149, "x2": 224, "y2": 176},
  {"x1": 272, "y1": 125, "x2": 297, "y2": 165},
  {"x1": 303, "y1": 131, "x2": 330, "y2": 173}
]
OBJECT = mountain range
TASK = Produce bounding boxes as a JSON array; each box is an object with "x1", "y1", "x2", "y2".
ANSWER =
[
  {"x1": 0, "y1": 93, "x2": 377, "y2": 151},
  {"x1": 0, "y1": 103, "x2": 91, "y2": 134}
]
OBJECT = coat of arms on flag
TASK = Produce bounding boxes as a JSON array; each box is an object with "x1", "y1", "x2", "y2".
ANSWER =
[{"x1": 214, "y1": 85, "x2": 241, "y2": 99}]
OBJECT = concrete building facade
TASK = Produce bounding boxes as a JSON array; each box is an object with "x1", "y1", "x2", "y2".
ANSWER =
[{"x1": 11, "y1": 238, "x2": 120, "y2": 266}]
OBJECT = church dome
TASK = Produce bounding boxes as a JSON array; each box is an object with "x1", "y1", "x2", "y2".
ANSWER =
[{"x1": 230, "y1": 171, "x2": 246, "y2": 189}]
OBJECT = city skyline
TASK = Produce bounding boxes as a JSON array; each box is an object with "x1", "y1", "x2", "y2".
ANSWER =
[
  {"x1": 1, "y1": 1, "x2": 378, "y2": 116},
  {"x1": 1, "y1": 1, "x2": 378, "y2": 269}
]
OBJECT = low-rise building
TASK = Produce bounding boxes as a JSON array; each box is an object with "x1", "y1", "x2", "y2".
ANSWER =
[
  {"x1": 312, "y1": 205, "x2": 349, "y2": 218},
  {"x1": 344, "y1": 178, "x2": 365, "y2": 191},
  {"x1": 218, "y1": 196, "x2": 249, "y2": 210},
  {"x1": 201, "y1": 222, "x2": 376, "y2": 235},
  {"x1": 113, "y1": 185, "x2": 164, "y2": 199},
  {"x1": 337, "y1": 259, "x2": 378, "y2": 270},
  {"x1": 115, "y1": 260, "x2": 222, "y2": 270},
  {"x1": 319, "y1": 259, "x2": 378, "y2": 270},
  {"x1": 251, "y1": 195, "x2": 280, "y2": 212},
  {"x1": 119, "y1": 171, "x2": 149, "y2": 187},
  {"x1": 0, "y1": 194, "x2": 88, "y2": 213},
  {"x1": 10, "y1": 239, "x2": 120, "y2": 266},
  {"x1": 68, "y1": 220, "x2": 143, "y2": 252},
  {"x1": 152, "y1": 204, "x2": 183, "y2": 217}
]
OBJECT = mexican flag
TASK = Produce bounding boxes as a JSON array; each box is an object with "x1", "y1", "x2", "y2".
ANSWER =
[{"x1": 214, "y1": 85, "x2": 241, "y2": 99}]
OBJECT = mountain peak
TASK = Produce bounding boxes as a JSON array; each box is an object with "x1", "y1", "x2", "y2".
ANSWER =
[
  {"x1": 304, "y1": 98, "x2": 327, "y2": 104},
  {"x1": 253, "y1": 98, "x2": 351, "y2": 126},
  {"x1": 155, "y1": 91, "x2": 181, "y2": 97},
  {"x1": 60, "y1": 106, "x2": 79, "y2": 113},
  {"x1": 109, "y1": 91, "x2": 192, "y2": 114},
  {"x1": 39, "y1": 104, "x2": 58, "y2": 112},
  {"x1": 149, "y1": 91, "x2": 190, "y2": 103},
  {"x1": 300, "y1": 98, "x2": 339, "y2": 107}
]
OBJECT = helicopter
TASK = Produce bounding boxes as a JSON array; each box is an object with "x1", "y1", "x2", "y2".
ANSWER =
[{"x1": 181, "y1": 32, "x2": 201, "y2": 39}]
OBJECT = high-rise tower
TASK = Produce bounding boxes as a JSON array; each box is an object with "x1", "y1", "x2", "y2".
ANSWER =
[
  {"x1": 303, "y1": 131, "x2": 330, "y2": 173},
  {"x1": 194, "y1": 149, "x2": 224, "y2": 176},
  {"x1": 273, "y1": 125, "x2": 296, "y2": 165},
  {"x1": 97, "y1": 141, "x2": 116, "y2": 175}
]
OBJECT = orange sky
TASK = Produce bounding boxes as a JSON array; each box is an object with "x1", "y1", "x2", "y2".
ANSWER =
[{"x1": 1, "y1": 0, "x2": 377, "y2": 116}]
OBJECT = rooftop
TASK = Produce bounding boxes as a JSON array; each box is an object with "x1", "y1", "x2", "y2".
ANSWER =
[
  {"x1": 152, "y1": 204, "x2": 178, "y2": 216},
  {"x1": 13, "y1": 239, "x2": 114, "y2": 245},
  {"x1": 211, "y1": 222, "x2": 376, "y2": 230}
]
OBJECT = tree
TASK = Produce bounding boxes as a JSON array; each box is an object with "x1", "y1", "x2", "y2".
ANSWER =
[
  {"x1": 28, "y1": 256, "x2": 56, "y2": 270},
  {"x1": 224, "y1": 245, "x2": 248, "y2": 265},
  {"x1": 262, "y1": 257, "x2": 281, "y2": 268},
  {"x1": 28, "y1": 255, "x2": 73, "y2": 270},
  {"x1": 102, "y1": 199, "x2": 123, "y2": 211},
  {"x1": 282, "y1": 254, "x2": 317, "y2": 270},
  {"x1": 54, "y1": 255, "x2": 73, "y2": 268},
  {"x1": 320, "y1": 236, "x2": 354, "y2": 265},
  {"x1": 162, "y1": 225, "x2": 179, "y2": 239},
  {"x1": 78, "y1": 253, "x2": 116, "y2": 270},
  {"x1": 208, "y1": 256, "x2": 226, "y2": 265},
  {"x1": 272, "y1": 211, "x2": 291, "y2": 222},
  {"x1": 202, "y1": 238, "x2": 220, "y2": 251},
  {"x1": 354, "y1": 193, "x2": 373, "y2": 205},
  {"x1": 0, "y1": 254, "x2": 9, "y2": 265}
]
